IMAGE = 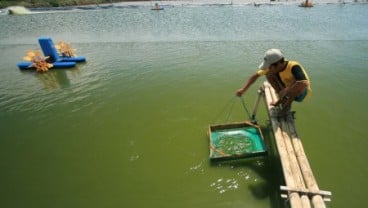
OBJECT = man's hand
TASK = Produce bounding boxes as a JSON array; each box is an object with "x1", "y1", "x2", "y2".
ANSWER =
[
  {"x1": 236, "y1": 88, "x2": 245, "y2": 97},
  {"x1": 271, "y1": 88, "x2": 289, "y2": 107}
]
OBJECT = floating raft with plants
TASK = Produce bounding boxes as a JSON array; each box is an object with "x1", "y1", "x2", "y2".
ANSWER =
[{"x1": 262, "y1": 81, "x2": 331, "y2": 208}]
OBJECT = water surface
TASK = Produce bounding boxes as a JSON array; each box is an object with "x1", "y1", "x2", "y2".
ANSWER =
[{"x1": 0, "y1": 4, "x2": 368, "y2": 208}]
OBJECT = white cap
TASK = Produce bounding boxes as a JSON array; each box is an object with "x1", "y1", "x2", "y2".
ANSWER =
[{"x1": 258, "y1": 49, "x2": 284, "y2": 70}]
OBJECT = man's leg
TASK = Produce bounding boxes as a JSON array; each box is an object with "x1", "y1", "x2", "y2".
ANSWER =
[
  {"x1": 266, "y1": 73, "x2": 283, "y2": 93},
  {"x1": 266, "y1": 73, "x2": 285, "y2": 107},
  {"x1": 279, "y1": 86, "x2": 307, "y2": 115}
]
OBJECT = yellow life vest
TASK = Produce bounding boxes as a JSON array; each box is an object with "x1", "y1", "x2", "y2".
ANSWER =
[
  {"x1": 279, "y1": 60, "x2": 312, "y2": 97},
  {"x1": 279, "y1": 61, "x2": 307, "y2": 86},
  {"x1": 256, "y1": 60, "x2": 312, "y2": 98}
]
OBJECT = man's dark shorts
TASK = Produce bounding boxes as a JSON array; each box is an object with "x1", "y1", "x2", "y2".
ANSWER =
[{"x1": 295, "y1": 88, "x2": 308, "y2": 102}]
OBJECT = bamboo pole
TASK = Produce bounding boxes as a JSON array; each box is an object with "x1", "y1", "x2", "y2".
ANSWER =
[
  {"x1": 265, "y1": 82, "x2": 311, "y2": 208},
  {"x1": 263, "y1": 83, "x2": 303, "y2": 208},
  {"x1": 262, "y1": 81, "x2": 330, "y2": 208},
  {"x1": 266, "y1": 86, "x2": 305, "y2": 188},
  {"x1": 280, "y1": 117, "x2": 311, "y2": 208},
  {"x1": 287, "y1": 117, "x2": 327, "y2": 208}
]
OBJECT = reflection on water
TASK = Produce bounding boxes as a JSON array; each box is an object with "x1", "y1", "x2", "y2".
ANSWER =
[
  {"x1": 32, "y1": 66, "x2": 84, "y2": 90},
  {"x1": 35, "y1": 70, "x2": 71, "y2": 89},
  {"x1": 210, "y1": 177, "x2": 239, "y2": 194},
  {"x1": 188, "y1": 160, "x2": 206, "y2": 174}
]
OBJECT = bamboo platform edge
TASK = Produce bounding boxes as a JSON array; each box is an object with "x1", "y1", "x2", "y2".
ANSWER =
[{"x1": 261, "y1": 81, "x2": 331, "y2": 208}]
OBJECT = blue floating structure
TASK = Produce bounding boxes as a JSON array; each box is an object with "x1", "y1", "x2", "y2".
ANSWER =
[
  {"x1": 208, "y1": 121, "x2": 267, "y2": 161},
  {"x1": 17, "y1": 37, "x2": 86, "y2": 70},
  {"x1": 38, "y1": 37, "x2": 86, "y2": 63},
  {"x1": 17, "y1": 61, "x2": 76, "y2": 70}
]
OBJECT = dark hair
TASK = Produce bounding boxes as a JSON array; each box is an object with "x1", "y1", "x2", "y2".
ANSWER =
[
  {"x1": 276, "y1": 58, "x2": 285, "y2": 64},
  {"x1": 271, "y1": 58, "x2": 284, "y2": 67}
]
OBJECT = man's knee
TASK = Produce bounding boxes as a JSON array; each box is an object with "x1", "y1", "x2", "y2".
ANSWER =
[
  {"x1": 290, "y1": 85, "x2": 307, "y2": 97},
  {"x1": 266, "y1": 74, "x2": 282, "y2": 92}
]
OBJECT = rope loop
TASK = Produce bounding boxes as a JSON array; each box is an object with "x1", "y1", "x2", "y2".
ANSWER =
[
  {"x1": 211, "y1": 96, "x2": 237, "y2": 123},
  {"x1": 212, "y1": 95, "x2": 253, "y2": 124}
]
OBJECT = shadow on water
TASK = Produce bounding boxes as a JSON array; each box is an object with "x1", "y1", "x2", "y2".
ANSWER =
[
  {"x1": 209, "y1": 123, "x2": 286, "y2": 208},
  {"x1": 19, "y1": 65, "x2": 83, "y2": 90}
]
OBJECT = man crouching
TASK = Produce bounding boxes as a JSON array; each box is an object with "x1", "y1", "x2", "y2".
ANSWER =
[{"x1": 236, "y1": 49, "x2": 311, "y2": 116}]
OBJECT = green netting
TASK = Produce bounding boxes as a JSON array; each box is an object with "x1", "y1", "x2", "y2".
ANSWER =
[{"x1": 209, "y1": 126, "x2": 266, "y2": 160}]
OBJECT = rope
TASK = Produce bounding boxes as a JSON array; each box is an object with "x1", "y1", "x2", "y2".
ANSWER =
[
  {"x1": 212, "y1": 96, "x2": 253, "y2": 124},
  {"x1": 212, "y1": 96, "x2": 236, "y2": 123},
  {"x1": 240, "y1": 96, "x2": 252, "y2": 120},
  {"x1": 225, "y1": 97, "x2": 236, "y2": 122}
]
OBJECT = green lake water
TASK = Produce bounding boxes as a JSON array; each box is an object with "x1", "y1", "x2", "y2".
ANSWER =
[{"x1": 1, "y1": 3, "x2": 368, "y2": 208}]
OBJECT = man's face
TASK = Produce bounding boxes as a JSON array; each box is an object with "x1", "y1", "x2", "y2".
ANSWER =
[{"x1": 269, "y1": 61, "x2": 282, "y2": 72}]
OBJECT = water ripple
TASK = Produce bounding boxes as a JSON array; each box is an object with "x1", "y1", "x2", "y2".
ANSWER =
[{"x1": 210, "y1": 177, "x2": 240, "y2": 194}]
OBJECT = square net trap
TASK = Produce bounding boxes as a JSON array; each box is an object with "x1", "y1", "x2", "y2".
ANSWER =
[{"x1": 208, "y1": 122, "x2": 267, "y2": 160}]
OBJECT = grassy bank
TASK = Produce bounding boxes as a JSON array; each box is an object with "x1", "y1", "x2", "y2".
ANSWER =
[{"x1": 0, "y1": 0, "x2": 143, "y2": 8}]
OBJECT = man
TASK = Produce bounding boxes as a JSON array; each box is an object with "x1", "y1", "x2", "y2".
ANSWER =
[{"x1": 236, "y1": 49, "x2": 311, "y2": 115}]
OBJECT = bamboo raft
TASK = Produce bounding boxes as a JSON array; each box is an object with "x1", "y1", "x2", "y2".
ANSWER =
[{"x1": 261, "y1": 82, "x2": 331, "y2": 208}]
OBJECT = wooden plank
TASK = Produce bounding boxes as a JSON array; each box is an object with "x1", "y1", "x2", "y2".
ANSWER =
[
  {"x1": 265, "y1": 83, "x2": 311, "y2": 208},
  {"x1": 280, "y1": 186, "x2": 332, "y2": 197},
  {"x1": 301, "y1": 195, "x2": 311, "y2": 208},
  {"x1": 281, "y1": 193, "x2": 330, "y2": 202},
  {"x1": 262, "y1": 82, "x2": 330, "y2": 208},
  {"x1": 267, "y1": 84, "x2": 306, "y2": 188},
  {"x1": 286, "y1": 115, "x2": 328, "y2": 208},
  {"x1": 263, "y1": 83, "x2": 303, "y2": 208},
  {"x1": 265, "y1": 83, "x2": 309, "y2": 206},
  {"x1": 209, "y1": 121, "x2": 258, "y2": 131}
]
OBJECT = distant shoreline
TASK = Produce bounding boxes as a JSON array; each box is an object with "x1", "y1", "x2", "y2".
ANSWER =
[
  {"x1": 0, "y1": 0, "x2": 131, "y2": 9},
  {"x1": 1, "y1": 0, "x2": 367, "y2": 9}
]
